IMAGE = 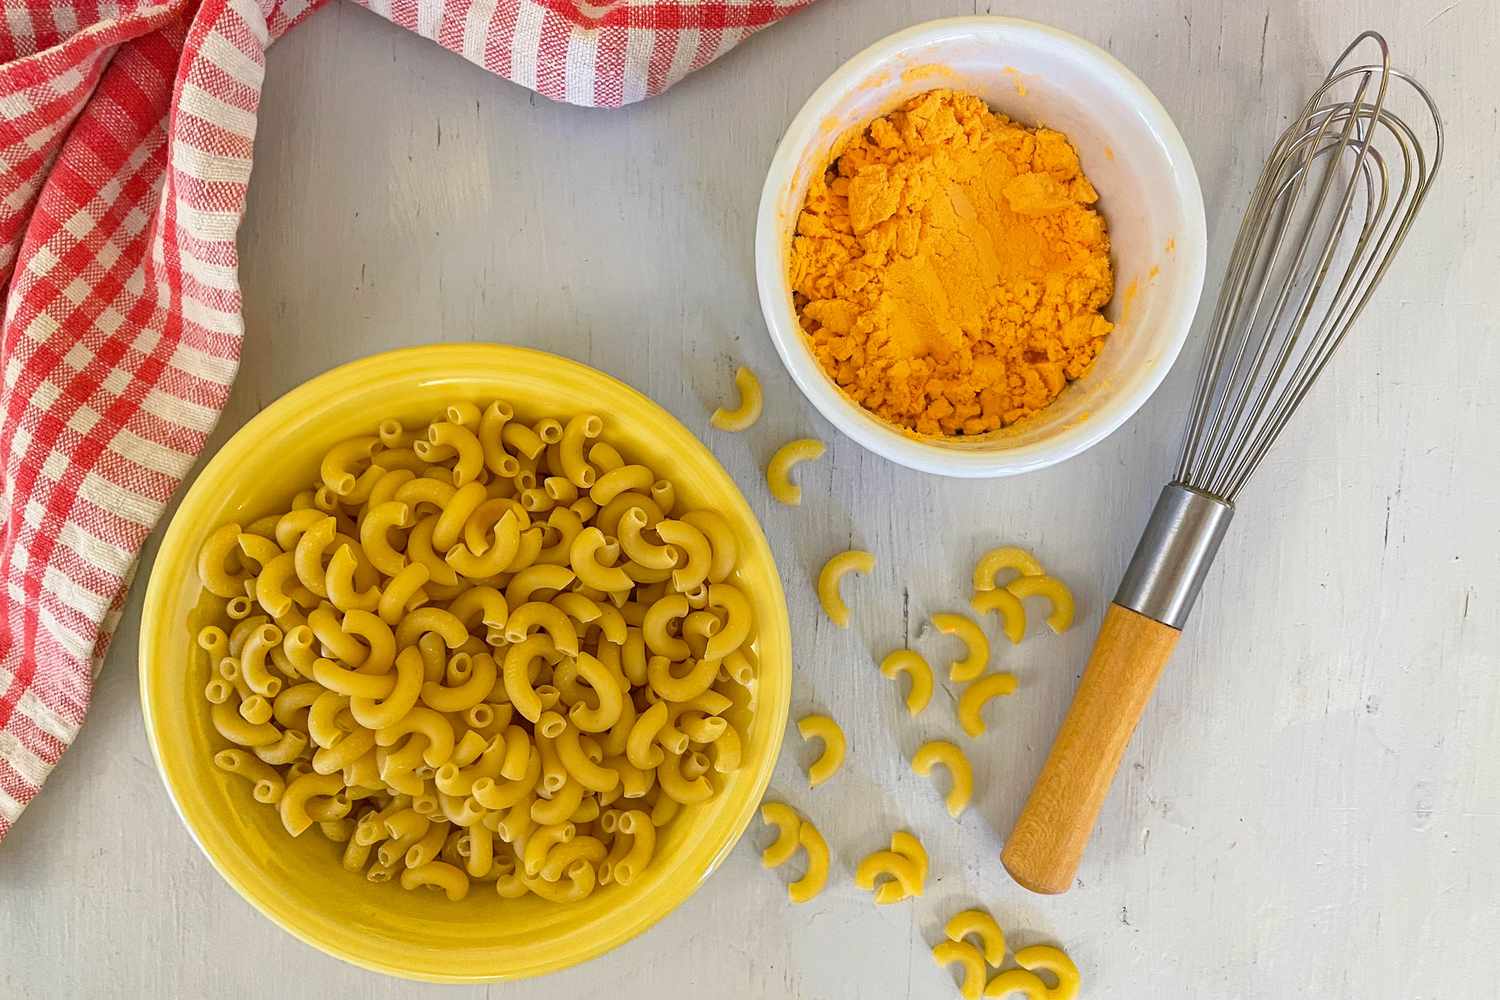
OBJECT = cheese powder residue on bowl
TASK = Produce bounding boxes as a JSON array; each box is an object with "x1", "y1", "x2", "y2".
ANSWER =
[{"x1": 789, "y1": 89, "x2": 1114, "y2": 437}]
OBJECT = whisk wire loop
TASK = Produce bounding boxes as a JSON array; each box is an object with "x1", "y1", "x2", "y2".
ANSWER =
[{"x1": 1174, "y1": 31, "x2": 1442, "y2": 503}]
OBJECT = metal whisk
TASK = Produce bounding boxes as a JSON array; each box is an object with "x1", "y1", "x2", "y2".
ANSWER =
[{"x1": 1002, "y1": 32, "x2": 1443, "y2": 895}]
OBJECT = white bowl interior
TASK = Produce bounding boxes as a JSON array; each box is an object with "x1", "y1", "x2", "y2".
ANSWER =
[{"x1": 758, "y1": 19, "x2": 1206, "y2": 476}]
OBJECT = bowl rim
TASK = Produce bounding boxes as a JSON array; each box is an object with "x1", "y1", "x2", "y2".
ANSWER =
[
  {"x1": 755, "y1": 15, "x2": 1208, "y2": 478},
  {"x1": 139, "y1": 344, "x2": 792, "y2": 982}
]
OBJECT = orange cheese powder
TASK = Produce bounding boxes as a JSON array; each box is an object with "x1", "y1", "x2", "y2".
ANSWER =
[{"x1": 789, "y1": 89, "x2": 1114, "y2": 436}]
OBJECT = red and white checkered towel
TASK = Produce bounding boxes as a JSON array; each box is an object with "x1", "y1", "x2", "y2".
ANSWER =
[{"x1": 0, "y1": 0, "x2": 811, "y2": 843}]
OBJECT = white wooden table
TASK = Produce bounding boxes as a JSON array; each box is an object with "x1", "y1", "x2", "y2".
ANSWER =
[{"x1": 3, "y1": 1, "x2": 1496, "y2": 997}]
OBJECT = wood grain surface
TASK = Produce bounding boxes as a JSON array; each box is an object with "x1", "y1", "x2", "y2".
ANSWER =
[
  {"x1": 2, "y1": 1, "x2": 1496, "y2": 997},
  {"x1": 1003, "y1": 604, "x2": 1183, "y2": 896}
]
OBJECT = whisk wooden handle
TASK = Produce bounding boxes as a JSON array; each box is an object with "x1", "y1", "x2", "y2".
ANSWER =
[{"x1": 1001, "y1": 603, "x2": 1181, "y2": 894}]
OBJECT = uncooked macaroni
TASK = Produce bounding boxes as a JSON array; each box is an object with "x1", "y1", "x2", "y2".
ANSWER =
[
  {"x1": 936, "y1": 906, "x2": 1079, "y2": 1000},
  {"x1": 759, "y1": 801, "x2": 802, "y2": 868},
  {"x1": 879, "y1": 649, "x2": 932, "y2": 716},
  {"x1": 856, "y1": 829, "x2": 928, "y2": 904},
  {"x1": 194, "y1": 401, "x2": 760, "y2": 903},
  {"x1": 890, "y1": 830, "x2": 927, "y2": 889},
  {"x1": 957, "y1": 673, "x2": 1019, "y2": 738},
  {"x1": 972, "y1": 546, "x2": 1044, "y2": 592},
  {"x1": 1004, "y1": 575, "x2": 1076, "y2": 634},
  {"x1": 930, "y1": 612, "x2": 989, "y2": 683},
  {"x1": 759, "y1": 800, "x2": 828, "y2": 903},
  {"x1": 945, "y1": 909, "x2": 1007, "y2": 966},
  {"x1": 988, "y1": 945, "x2": 1079, "y2": 1000},
  {"x1": 912, "y1": 740, "x2": 973, "y2": 818},
  {"x1": 796, "y1": 714, "x2": 845, "y2": 788},
  {"x1": 816, "y1": 549, "x2": 874, "y2": 629},
  {"x1": 788, "y1": 820, "x2": 829, "y2": 904},
  {"x1": 970, "y1": 588, "x2": 1027, "y2": 645},
  {"x1": 765, "y1": 438, "x2": 825, "y2": 506},
  {"x1": 856, "y1": 848, "x2": 921, "y2": 900},
  {"x1": 933, "y1": 940, "x2": 988, "y2": 1000},
  {"x1": 710, "y1": 366, "x2": 764, "y2": 432}
]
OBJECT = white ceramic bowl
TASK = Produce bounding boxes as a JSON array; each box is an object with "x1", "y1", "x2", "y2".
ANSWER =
[{"x1": 755, "y1": 17, "x2": 1207, "y2": 477}]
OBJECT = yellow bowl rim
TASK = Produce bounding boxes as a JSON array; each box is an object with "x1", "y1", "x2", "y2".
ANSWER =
[{"x1": 139, "y1": 344, "x2": 792, "y2": 982}]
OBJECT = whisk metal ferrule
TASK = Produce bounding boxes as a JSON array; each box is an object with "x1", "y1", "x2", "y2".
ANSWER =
[{"x1": 1114, "y1": 484, "x2": 1235, "y2": 630}]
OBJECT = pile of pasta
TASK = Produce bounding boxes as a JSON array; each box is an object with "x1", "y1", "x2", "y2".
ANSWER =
[
  {"x1": 934, "y1": 907, "x2": 1080, "y2": 1000},
  {"x1": 195, "y1": 400, "x2": 757, "y2": 903}
]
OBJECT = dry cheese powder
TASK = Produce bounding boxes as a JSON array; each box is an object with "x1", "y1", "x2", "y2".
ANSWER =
[{"x1": 789, "y1": 89, "x2": 1114, "y2": 436}]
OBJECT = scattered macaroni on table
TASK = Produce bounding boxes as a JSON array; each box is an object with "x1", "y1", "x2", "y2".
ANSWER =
[
  {"x1": 816, "y1": 549, "x2": 875, "y2": 628},
  {"x1": 765, "y1": 438, "x2": 825, "y2": 506},
  {"x1": 856, "y1": 829, "x2": 928, "y2": 904},
  {"x1": 1004, "y1": 575, "x2": 1076, "y2": 634},
  {"x1": 194, "y1": 399, "x2": 761, "y2": 903},
  {"x1": 759, "y1": 801, "x2": 803, "y2": 868},
  {"x1": 912, "y1": 740, "x2": 973, "y2": 818},
  {"x1": 796, "y1": 714, "x2": 846, "y2": 788},
  {"x1": 933, "y1": 940, "x2": 988, "y2": 1000},
  {"x1": 758, "y1": 800, "x2": 828, "y2": 903},
  {"x1": 970, "y1": 588, "x2": 1027, "y2": 645},
  {"x1": 879, "y1": 649, "x2": 933, "y2": 716},
  {"x1": 936, "y1": 905, "x2": 1080, "y2": 1000},
  {"x1": 957, "y1": 672, "x2": 1019, "y2": 738},
  {"x1": 857, "y1": 847, "x2": 921, "y2": 902},
  {"x1": 971, "y1": 546, "x2": 1045, "y2": 592},
  {"x1": 970, "y1": 545, "x2": 1070, "y2": 643},
  {"x1": 788, "y1": 820, "x2": 830, "y2": 904},
  {"x1": 930, "y1": 612, "x2": 990, "y2": 682},
  {"x1": 983, "y1": 946, "x2": 1080, "y2": 1000},
  {"x1": 710, "y1": 366, "x2": 764, "y2": 432},
  {"x1": 888, "y1": 830, "x2": 927, "y2": 894},
  {"x1": 945, "y1": 909, "x2": 1008, "y2": 966}
]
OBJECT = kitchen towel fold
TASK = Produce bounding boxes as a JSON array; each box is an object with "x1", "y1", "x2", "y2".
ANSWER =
[{"x1": 0, "y1": 0, "x2": 813, "y2": 842}]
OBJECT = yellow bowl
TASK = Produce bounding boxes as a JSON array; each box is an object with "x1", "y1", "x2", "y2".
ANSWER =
[{"x1": 140, "y1": 345, "x2": 791, "y2": 982}]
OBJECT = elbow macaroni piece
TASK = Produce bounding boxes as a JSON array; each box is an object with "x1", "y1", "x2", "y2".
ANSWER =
[
  {"x1": 788, "y1": 820, "x2": 828, "y2": 904},
  {"x1": 990, "y1": 946, "x2": 1079, "y2": 1000},
  {"x1": 611, "y1": 809, "x2": 656, "y2": 885},
  {"x1": 679, "y1": 510, "x2": 735, "y2": 584},
  {"x1": 945, "y1": 909, "x2": 1007, "y2": 966},
  {"x1": 857, "y1": 829, "x2": 928, "y2": 905},
  {"x1": 590, "y1": 464, "x2": 653, "y2": 506},
  {"x1": 816, "y1": 550, "x2": 874, "y2": 629},
  {"x1": 972, "y1": 546, "x2": 1045, "y2": 591},
  {"x1": 569, "y1": 526, "x2": 632, "y2": 593},
  {"x1": 879, "y1": 649, "x2": 932, "y2": 716},
  {"x1": 894, "y1": 832, "x2": 927, "y2": 880},
  {"x1": 765, "y1": 438, "x2": 824, "y2": 506},
  {"x1": 933, "y1": 940, "x2": 988, "y2": 1000},
  {"x1": 559, "y1": 414, "x2": 602, "y2": 489},
  {"x1": 617, "y1": 506, "x2": 676, "y2": 570},
  {"x1": 957, "y1": 673, "x2": 1019, "y2": 738},
  {"x1": 191, "y1": 400, "x2": 761, "y2": 903},
  {"x1": 930, "y1": 612, "x2": 989, "y2": 683},
  {"x1": 970, "y1": 588, "x2": 1027, "y2": 645},
  {"x1": 709, "y1": 366, "x2": 763, "y2": 432},
  {"x1": 758, "y1": 802, "x2": 828, "y2": 903},
  {"x1": 982, "y1": 971, "x2": 1048, "y2": 999},
  {"x1": 198, "y1": 523, "x2": 247, "y2": 598},
  {"x1": 759, "y1": 801, "x2": 801, "y2": 868},
  {"x1": 280, "y1": 771, "x2": 346, "y2": 836},
  {"x1": 213, "y1": 748, "x2": 285, "y2": 804},
  {"x1": 855, "y1": 849, "x2": 922, "y2": 901},
  {"x1": 703, "y1": 583, "x2": 750, "y2": 660},
  {"x1": 912, "y1": 740, "x2": 974, "y2": 818},
  {"x1": 1004, "y1": 575, "x2": 1076, "y2": 634},
  {"x1": 796, "y1": 714, "x2": 845, "y2": 788},
  {"x1": 401, "y1": 860, "x2": 471, "y2": 901},
  {"x1": 655, "y1": 519, "x2": 710, "y2": 593}
]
